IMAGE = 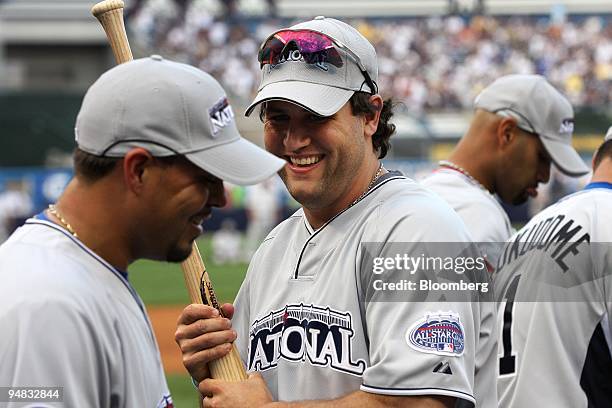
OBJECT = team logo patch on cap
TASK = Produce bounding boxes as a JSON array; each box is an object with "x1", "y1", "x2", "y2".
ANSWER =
[
  {"x1": 208, "y1": 96, "x2": 235, "y2": 136},
  {"x1": 406, "y1": 312, "x2": 465, "y2": 357},
  {"x1": 559, "y1": 118, "x2": 574, "y2": 134}
]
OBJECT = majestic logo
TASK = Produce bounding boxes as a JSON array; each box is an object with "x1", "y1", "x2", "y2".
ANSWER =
[
  {"x1": 433, "y1": 361, "x2": 453, "y2": 375},
  {"x1": 407, "y1": 312, "x2": 465, "y2": 357},
  {"x1": 559, "y1": 118, "x2": 574, "y2": 134},
  {"x1": 208, "y1": 96, "x2": 234, "y2": 136},
  {"x1": 248, "y1": 304, "x2": 366, "y2": 376}
]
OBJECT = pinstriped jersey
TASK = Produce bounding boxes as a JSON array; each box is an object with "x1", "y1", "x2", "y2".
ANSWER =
[
  {"x1": 232, "y1": 174, "x2": 497, "y2": 407},
  {"x1": 494, "y1": 186, "x2": 612, "y2": 408},
  {"x1": 0, "y1": 217, "x2": 172, "y2": 408}
]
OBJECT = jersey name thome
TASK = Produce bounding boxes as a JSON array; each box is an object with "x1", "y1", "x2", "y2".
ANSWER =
[
  {"x1": 496, "y1": 214, "x2": 590, "y2": 272},
  {"x1": 248, "y1": 304, "x2": 367, "y2": 376}
]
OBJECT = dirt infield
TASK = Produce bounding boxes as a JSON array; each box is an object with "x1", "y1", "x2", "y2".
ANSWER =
[{"x1": 148, "y1": 306, "x2": 188, "y2": 374}]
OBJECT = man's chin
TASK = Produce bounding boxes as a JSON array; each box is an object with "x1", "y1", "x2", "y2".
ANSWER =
[
  {"x1": 166, "y1": 244, "x2": 194, "y2": 263},
  {"x1": 511, "y1": 193, "x2": 529, "y2": 206}
]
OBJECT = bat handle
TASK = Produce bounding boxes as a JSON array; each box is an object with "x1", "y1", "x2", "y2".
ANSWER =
[
  {"x1": 91, "y1": 0, "x2": 133, "y2": 64},
  {"x1": 182, "y1": 243, "x2": 249, "y2": 381}
]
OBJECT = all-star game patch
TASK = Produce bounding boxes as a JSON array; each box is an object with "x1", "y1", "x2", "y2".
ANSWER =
[
  {"x1": 208, "y1": 96, "x2": 235, "y2": 136},
  {"x1": 406, "y1": 312, "x2": 465, "y2": 357}
]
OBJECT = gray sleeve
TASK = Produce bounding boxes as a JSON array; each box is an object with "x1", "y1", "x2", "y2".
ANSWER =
[
  {"x1": 0, "y1": 299, "x2": 112, "y2": 407},
  {"x1": 360, "y1": 300, "x2": 479, "y2": 405},
  {"x1": 358, "y1": 202, "x2": 490, "y2": 406}
]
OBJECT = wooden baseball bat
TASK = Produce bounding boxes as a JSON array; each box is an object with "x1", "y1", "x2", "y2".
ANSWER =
[
  {"x1": 91, "y1": 0, "x2": 248, "y2": 383},
  {"x1": 91, "y1": 0, "x2": 132, "y2": 63}
]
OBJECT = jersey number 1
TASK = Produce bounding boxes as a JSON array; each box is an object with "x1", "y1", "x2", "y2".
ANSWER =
[{"x1": 499, "y1": 274, "x2": 521, "y2": 375}]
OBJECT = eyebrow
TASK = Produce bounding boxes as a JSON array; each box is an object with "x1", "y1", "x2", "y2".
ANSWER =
[
  {"x1": 265, "y1": 105, "x2": 332, "y2": 119},
  {"x1": 265, "y1": 107, "x2": 286, "y2": 115}
]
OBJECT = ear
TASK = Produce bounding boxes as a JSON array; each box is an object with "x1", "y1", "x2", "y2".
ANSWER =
[
  {"x1": 591, "y1": 146, "x2": 599, "y2": 169},
  {"x1": 496, "y1": 116, "x2": 519, "y2": 149},
  {"x1": 364, "y1": 95, "x2": 384, "y2": 139},
  {"x1": 122, "y1": 148, "x2": 155, "y2": 194}
]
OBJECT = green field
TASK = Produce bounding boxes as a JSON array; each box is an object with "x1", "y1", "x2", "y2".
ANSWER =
[
  {"x1": 128, "y1": 236, "x2": 248, "y2": 406},
  {"x1": 128, "y1": 237, "x2": 248, "y2": 305},
  {"x1": 166, "y1": 374, "x2": 202, "y2": 407}
]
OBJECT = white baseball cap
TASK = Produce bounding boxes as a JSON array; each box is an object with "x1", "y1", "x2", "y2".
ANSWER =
[
  {"x1": 475, "y1": 74, "x2": 589, "y2": 177},
  {"x1": 75, "y1": 56, "x2": 285, "y2": 185},
  {"x1": 245, "y1": 16, "x2": 378, "y2": 117},
  {"x1": 605, "y1": 126, "x2": 612, "y2": 141}
]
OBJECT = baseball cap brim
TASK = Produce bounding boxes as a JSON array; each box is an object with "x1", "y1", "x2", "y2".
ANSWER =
[
  {"x1": 185, "y1": 137, "x2": 286, "y2": 185},
  {"x1": 540, "y1": 136, "x2": 590, "y2": 177},
  {"x1": 245, "y1": 81, "x2": 355, "y2": 117}
]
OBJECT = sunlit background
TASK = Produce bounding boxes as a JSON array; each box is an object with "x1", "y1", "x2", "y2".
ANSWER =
[{"x1": 1, "y1": 0, "x2": 611, "y2": 405}]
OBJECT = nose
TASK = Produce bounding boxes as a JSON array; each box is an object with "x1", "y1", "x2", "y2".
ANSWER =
[
  {"x1": 283, "y1": 122, "x2": 311, "y2": 152},
  {"x1": 538, "y1": 159, "x2": 551, "y2": 184},
  {"x1": 208, "y1": 181, "x2": 227, "y2": 209}
]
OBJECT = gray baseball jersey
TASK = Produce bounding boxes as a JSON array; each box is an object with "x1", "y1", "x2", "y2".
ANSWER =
[
  {"x1": 422, "y1": 168, "x2": 514, "y2": 266},
  {"x1": 494, "y1": 185, "x2": 612, "y2": 408},
  {"x1": 232, "y1": 174, "x2": 497, "y2": 407},
  {"x1": 0, "y1": 216, "x2": 173, "y2": 408}
]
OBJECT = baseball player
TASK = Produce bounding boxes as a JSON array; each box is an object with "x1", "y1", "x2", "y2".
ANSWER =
[
  {"x1": 493, "y1": 127, "x2": 612, "y2": 407},
  {"x1": 0, "y1": 56, "x2": 283, "y2": 407},
  {"x1": 421, "y1": 75, "x2": 589, "y2": 266},
  {"x1": 175, "y1": 17, "x2": 496, "y2": 407}
]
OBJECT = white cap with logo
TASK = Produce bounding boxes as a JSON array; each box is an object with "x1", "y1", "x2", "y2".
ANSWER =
[
  {"x1": 475, "y1": 74, "x2": 589, "y2": 177},
  {"x1": 76, "y1": 55, "x2": 285, "y2": 185},
  {"x1": 245, "y1": 16, "x2": 378, "y2": 117}
]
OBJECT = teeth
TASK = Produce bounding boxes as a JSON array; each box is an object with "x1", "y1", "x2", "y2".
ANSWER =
[{"x1": 290, "y1": 156, "x2": 321, "y2": 166}]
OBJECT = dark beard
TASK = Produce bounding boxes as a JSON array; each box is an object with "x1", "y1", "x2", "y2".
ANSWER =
[
  {"x1": 511, "y1": 192, "x2": 529, "y2": 206},
  {"x1": 166, "y1": 243, "x2": 193, "y2": 263}
]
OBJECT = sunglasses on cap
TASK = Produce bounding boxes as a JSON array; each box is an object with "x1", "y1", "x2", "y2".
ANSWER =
[{"x1": 257, "y1": 29, "x2": 378, "y2": 94}]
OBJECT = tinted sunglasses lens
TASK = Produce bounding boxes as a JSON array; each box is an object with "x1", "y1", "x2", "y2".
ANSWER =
[
  {"x1": 301, "y1": 48, "x2": 343, "y2": 67},
  {"x1": 259, "y1": 31, "x2": 344, "y2": 68},
  {"x1": 258, "y1": 36, "x2": 285, "y2": 66}
]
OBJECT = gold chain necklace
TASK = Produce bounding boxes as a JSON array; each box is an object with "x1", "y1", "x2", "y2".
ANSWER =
[
  {"x1": 350, "y1": 163, "x2": 385, "y2": 207},
  {"x1": 47, "y1": 204, "x2": 78, "y2": 238},
  {"x1": 438, "y1": 160, "x2": 491, "y2": 195}
]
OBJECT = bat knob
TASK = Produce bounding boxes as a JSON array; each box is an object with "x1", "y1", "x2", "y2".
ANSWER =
[{"x1": 92, "y1": 0, "x2": 125, "y2": 17}]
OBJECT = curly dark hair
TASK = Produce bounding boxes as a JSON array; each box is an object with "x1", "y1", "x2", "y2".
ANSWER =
[{"x1": 349, "y1": 92, "x2": 396, "y2": 159}]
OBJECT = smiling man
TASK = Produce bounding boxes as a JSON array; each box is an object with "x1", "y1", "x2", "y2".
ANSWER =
[
  {"x1": 0, "y1": 56, "x2": 284, "y2": 407},
  {"x1": 176, "y1": 17, "x2": 497, "y2": 408},
  {"x1": 421, "y1": 74, "x2": 589, "y2": 266}
]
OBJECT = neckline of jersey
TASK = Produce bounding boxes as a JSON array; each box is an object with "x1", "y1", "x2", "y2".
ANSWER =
[
  {"x1": 436, "y1": 165, "x2": 493, "y2": 196},
  {"x1": 295, "y1": 174, "x2": 406, "y2": 279},
  {"x1": 435, "y1": 167, "x2": 512, "y2": 232},
  {"x1": 583, "y1": 182, "x2": 612, "y2": 191},
  {"x1": 35, "y1": 211, "x2": 130, "y2": 280},
  {"x1": 26, "y1": 214, "x2": 165, "y2": 345},
  {"x1": 27, "y1": 215, "x2": 150, "y2": 325},
  {"x1": 303, "y1": 171, "x2": 403, "y2": 234}
]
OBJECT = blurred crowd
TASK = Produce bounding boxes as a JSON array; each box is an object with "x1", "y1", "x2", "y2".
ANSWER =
[{"x1": 126, "y1": 2, "x2": 612, "y2": 113}]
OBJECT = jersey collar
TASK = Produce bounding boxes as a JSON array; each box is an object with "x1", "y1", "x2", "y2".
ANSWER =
[
  {"x1": 583, "y1": 182, "x2": 612, "y2": 191},
  {"x1": 35, "y1": 211, "x2": 130, "y2": 281}
]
